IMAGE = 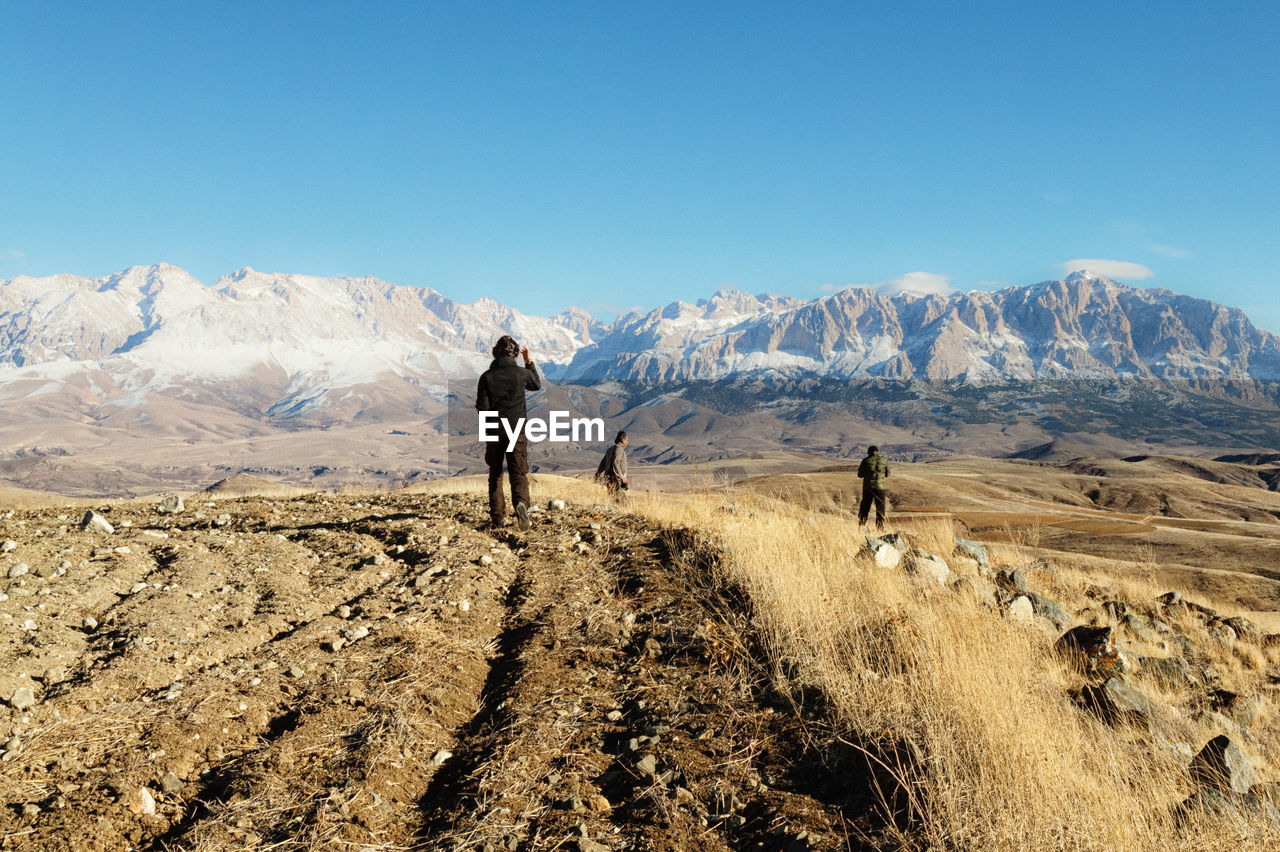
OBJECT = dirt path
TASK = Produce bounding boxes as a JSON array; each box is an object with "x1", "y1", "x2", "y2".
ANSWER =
[{"x1": 1, "y1": 493, "x2": 867, "y2": 851}]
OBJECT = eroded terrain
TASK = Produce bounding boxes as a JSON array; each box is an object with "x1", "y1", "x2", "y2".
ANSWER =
[{"x1": 0, "y1": 492, "x2": 862, "y2": 851}]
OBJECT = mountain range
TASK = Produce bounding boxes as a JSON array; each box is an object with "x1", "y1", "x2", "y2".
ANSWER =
[{"x1": 3, "y1": 264, "x2": 1279, "y2": 495}]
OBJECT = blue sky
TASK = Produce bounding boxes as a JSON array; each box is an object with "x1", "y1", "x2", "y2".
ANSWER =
[{"x1": 3, "y1": 1, "x2": 1278, "y2": 330}]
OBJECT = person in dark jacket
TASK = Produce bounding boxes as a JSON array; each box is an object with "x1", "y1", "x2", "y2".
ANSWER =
[
  {"x1": 476, "y1": 335, "x2": 541, "y2": 530},
  {"x1": 857, "y1": 445, "x2": 890, "y2": 529},
  {"x1": 595, "y1": 431, "x2": 629, "y2": 495}
]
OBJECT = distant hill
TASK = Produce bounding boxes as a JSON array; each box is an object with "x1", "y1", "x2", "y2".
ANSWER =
[{"x1": 3, "y1": 264, "x2": 1280, "y2": 495}]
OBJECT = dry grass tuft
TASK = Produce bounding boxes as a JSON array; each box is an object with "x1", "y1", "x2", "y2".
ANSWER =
[{"x1": 509, "y1": 474, "x2": 1280, "y2": 850}]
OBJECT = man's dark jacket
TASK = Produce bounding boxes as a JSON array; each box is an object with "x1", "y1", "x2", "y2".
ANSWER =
[
  {"x1": 476, "y1": 356, "x2": 541, "y2": 424},
  {"x1": 857, "y1": 451, "x2": 890, "y2": 490}
]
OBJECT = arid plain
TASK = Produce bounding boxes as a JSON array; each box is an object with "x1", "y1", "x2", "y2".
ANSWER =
[{"x1": 3, "y1": 451, "x2": 1280, "y2": 850}]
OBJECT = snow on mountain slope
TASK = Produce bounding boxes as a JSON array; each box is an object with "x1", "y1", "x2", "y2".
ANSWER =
[
  {"x1": 3, "y1": 265, "x2": 1280, "y2": 432},
  {"x1": 0, "y1": 264, "x2": 607, "y2": 420},
  {"x1": 560, "y1": 272, "x2": 1280, "y2": 386}
]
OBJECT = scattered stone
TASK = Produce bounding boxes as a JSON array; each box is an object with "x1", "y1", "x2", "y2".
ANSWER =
[
  {"x1": 81, "y1": 511, "x2": 114, "y2": 534},
  {"x1": 124, "y1": 786, "x2": 157, "y2": 816},
  {"x1": 1190, "y1": 735, "x2": 1255, "y2": 795},
  {"x1": 6, "y1": 563, "x2": 28, "y2": 579},
  {"x1": 873, "y1": 543, "x2": 900, "y2": 569},
  {"x1": 1028, "y1": 592, "x2": 1071, "y2": 631},
  {"x1": 1, "y1": 540, "x2": 15, "y2": 553},
  {"x1": 1121, "y1": 613, "x2": 1155, "y2": 641},
  {"x1": 636, "y1": 754, "x2": 658, "y2": 776},
  {"x1": 157, "y1": 495, "x2": 185, "y2": 514},
  {"x1": 996, "y1": 568, "x2": 1030, "y2": 596},
  {"x1": 951, "y1": 576, "x2": 997, "y2": 609},
  {"x1": 33, "y1": 562, "x2": 57, "y2": 579},
  {"x1": 160, "y1": 772, "x2": 184, "y2": 794},
  {"x1": 575, "y1": 838, "x2": 608, "y2": 852},
  {"x1": 1084, "y1": 583, "x2": 1117, "y2": 600},
  {"x1": 1206, "y1": 620, "x2": 1236, "y2": 647},
  {"x1": 1136, "y1": 655, "x2": 1197, "y2": 689},
  {"x1": 1210, "y1": 689, "x2": 1264, "y2": 726},
  {"x1": 908, "y1": 551, "x2": 951, "y2": 586},
  {"x1": 1007, "y1": 595, "x2": 1035, "y2": 624},
  {"x1": 430, "y1": 749, "x2": 452, "y2": 768},
  {"x1": 1223, "y1": 616, "x2": 1260, "y2": 644},
  {"x1": 83, "y1": 616, "x2": 99, "y2": 632},
  {"x1": 1056, "y1": 625, "x2": 1126, "y2": 679},
  {"x1": 1074, "y1": 677, "x2": 1160, "y2": 730},
  {"x1": 287, "y1": 666, "x2": 305, "y2": 678},
  {"x1": 324, "y1": 638, "x2": 346, "y2": 652},
  {"x1": 8, "y1": 685, "x2": 37, "y2": 711},
  {"x1": 953, "y1": 538, "x2": 989, "y2": 566}
]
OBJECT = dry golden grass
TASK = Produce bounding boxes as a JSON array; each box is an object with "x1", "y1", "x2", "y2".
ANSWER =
[{"x1": 508, "y1": 474, "x2": 1280, "y2": 850}]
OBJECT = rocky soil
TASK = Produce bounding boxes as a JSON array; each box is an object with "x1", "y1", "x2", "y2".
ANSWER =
[{"x1": 0, "y1": 492, "x2": 868, "y2": 851}]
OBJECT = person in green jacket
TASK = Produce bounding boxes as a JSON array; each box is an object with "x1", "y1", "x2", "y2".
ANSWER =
[{"x1": 857, "y1": 445, "x2": 890, "y2": 529}]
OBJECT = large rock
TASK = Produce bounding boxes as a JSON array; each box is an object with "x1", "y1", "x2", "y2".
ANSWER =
[
  {"x1": 1028, "y1": 593, "x2": 1071, "y2": 631},
  {"x1": 1074, "y1": 677, "x2": 1161, "y2": 730},
  {"x1": 953, "y1": 538, "x2": 989, "y2": 566},
  {"x1": 1190, "y1": 736, "x2": 1255, "y2": 795},
  {"x1": 907, "y1": 551, "x2": 951, "y2": 586},
  {"x1": 1121, "y1": 613, "x2": 1155, "y2": 641},
  {"x1": 1136, "y1": 655, "x2": 1198, "y2": 690},
  {"x1": 873, "y1": 543, "x2": 901, "y2": 569},
  {"x1": 8, "y1": 684, "x2": 37, "y2": 711},
  {"x1": 1206, "y1": 620, "x2": 1236, "y2": 648},
  {"x1": 995, "y1": 568, "x2": 1029, "y2": 596},
  {"x1": 80, "y1": 510, "x2": 114, "y2": 535},
  {"x1": 157, "y1": 494, "x2": 185, "y2": 514},
  {"x1": 1223, "y1": 616, "x2": 1260, "y2": 644},
  {"x1": 1210, "y1": 690, "x2": 1264, "y2": 727},
  {"x1": 951, "y1": 576, "x2": 996, "y2": 610},
  {"x1": 1007, "y1": 595, "x2": 1035, "y2": 624},
  {"x1": 1056, "y1": 625, "x2": 1125, "y2": 678}
]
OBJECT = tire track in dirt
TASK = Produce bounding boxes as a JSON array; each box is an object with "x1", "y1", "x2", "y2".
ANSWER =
[
  {"x1": 2, "y1": 492, "x2": 878, "y2": 851},
  {"x1": 410, "y1": 506, "x2": 874, "y2": 852}
]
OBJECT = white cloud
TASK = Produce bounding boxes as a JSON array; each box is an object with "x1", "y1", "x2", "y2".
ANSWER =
[
  {"x1": 876, "y1": 271, "x2": 954, "y2": 297},
  {"x1": 1150, "y1": 243, "x2": 1191, "y2": 259},
  {"x1": 1061, "y1": 259, "x2": 1154, "y2": 280},
  {"x1": 0, "y1": 249, "x2": 26, "y2": 263}
]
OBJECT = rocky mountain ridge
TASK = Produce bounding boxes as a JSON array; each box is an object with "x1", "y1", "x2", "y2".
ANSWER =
[
  {"x1": 4, "y1": 266, "x2": 1277, "y2": 407},
  {"x1": 3, "y1": 265, "x2": 1280, "y2": 494}
]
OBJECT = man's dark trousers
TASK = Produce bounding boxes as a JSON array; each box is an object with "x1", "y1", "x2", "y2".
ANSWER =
[
  {"x1": 859, "y1": 486, "x2": 886, "y2": 529},
  {"x1": 486, "y1": 433, "x2": 530, "y2": 524}
]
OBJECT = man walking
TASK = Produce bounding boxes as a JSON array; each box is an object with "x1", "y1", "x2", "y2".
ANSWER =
[
  {"x1": 857, "y1": 445, "x2": 890, "y2": 529},
  {"x1": 595, "y1": 431, "x2": 629, "y2": 496},
  {"x1": 476, "y1": 335, "x2": 541, "y2": 530}
]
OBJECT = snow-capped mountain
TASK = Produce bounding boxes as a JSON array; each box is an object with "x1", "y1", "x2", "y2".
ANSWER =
[
  {"x1": 4, "y1": 265, "x2": 1280, "y2": 428},
  {"x1": 0, "y1": 264, "x2": 604, "y2": 421},
  {"x1": 4, "y1": 266, "x2": 1280, "y2": 413},
  {"x1": 562, "y1": 272, "x2": 1280, "y2": 386},
  {"x1": 3, "y1": 264, "x2": 1280, "y2": 494}
]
